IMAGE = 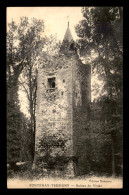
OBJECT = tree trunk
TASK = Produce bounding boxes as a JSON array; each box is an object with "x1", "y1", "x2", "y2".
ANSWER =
[
  {"x1": 29, "y1": 65, "x2": 35, "y2": 163},
  {"x1": 111, "y1": 134, "x2": 115, "y2": 177},
  {"x1": 104, "y1": 38, "x2": 113, "y2": 99}
]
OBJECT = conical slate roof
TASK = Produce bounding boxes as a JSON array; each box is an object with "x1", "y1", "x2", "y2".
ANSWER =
[
  {"x1": 63, "y1": 22, "x2": 74, "y2": 42},
  {"x1": 59, "y1": 22, "x2": 75, "y2": 54}
]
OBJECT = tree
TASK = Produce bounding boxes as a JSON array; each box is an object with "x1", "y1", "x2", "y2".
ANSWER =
[
  {"x1": 75, "y1": 7, "x2": 123, "y2": 98},
  {"x1": 75, "y1": 7, "x2": 123, "y2": 176},
  {"x1": 7, "y1": 20, "x2": 27, "y2": 168},
  {"x1": 7, "y1": 17, "x2": 45, "y2": 166},
  {"x1": 7, "y1": 82, "x2": 22, "y2": 168},
  {"x1": 17, "y1": 17, "x2": 45, "y2": 162},
  {"x1": 18, "y1": 31, "x2": 61, "y2": 163},
  {"x1": 7, "y1": 16, "x2": 62, "y2": 166}
]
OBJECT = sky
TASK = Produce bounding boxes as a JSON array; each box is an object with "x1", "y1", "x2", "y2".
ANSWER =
[
  {"x1": 7, "y1": 7, "x2": 102, "y2": 117},
  {"x1": 7, "y1": 7, "x2": 83, "y2": 41}
]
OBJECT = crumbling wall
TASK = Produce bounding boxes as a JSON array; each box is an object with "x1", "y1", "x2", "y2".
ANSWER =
[
  {"x1": 34, "y1": 53, "x2": 92, "y2": 176},
  {"x1": 35, "y1": 55, "x2": 74, "y2": 160},
  {"x1": 72, "y1": 58, "x2": 91, "y2": 175}
]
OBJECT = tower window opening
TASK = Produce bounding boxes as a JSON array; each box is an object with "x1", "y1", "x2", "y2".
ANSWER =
[
  {"x1": 70, "y1": 42, "x2": 74, "y2": 50},
  {"x1": 48, "y1": 77, "x2": 56, "y2": 89}
]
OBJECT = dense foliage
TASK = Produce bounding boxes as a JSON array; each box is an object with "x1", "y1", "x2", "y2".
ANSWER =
[
  {"x1": 7, "y1": 17, "x2": 61, "y2": 167},
  {"x1": 75, "y1": 7, "x2": 123, "y2": 176},
  {"x1": 7, "y1": 17, "x2": 45, "y2": 165}
]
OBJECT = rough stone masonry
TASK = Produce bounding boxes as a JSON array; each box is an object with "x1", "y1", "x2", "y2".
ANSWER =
[{"x1": 34, "y1": 23, "x2": 91, "y2": 176}]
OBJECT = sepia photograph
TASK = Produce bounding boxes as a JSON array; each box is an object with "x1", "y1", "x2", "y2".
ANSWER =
[{"x1": 7, "y1": 6, "x2": 123, "y2": 188}]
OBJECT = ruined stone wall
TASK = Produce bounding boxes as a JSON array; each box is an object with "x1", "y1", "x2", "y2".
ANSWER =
[
  {"x1": 72, "y1": 59, "x2": 91, "y2": 175},
  {"x1": 35, "y1": 55, "x2": 74, "y2": 158},
  {"x1": 35, "y1": 53, "x2": 92, "y2": 176}
]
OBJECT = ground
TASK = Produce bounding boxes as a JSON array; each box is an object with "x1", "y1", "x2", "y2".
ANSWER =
[{"x1": 7, "y1": 163, "x2": 123, "y2": 189}]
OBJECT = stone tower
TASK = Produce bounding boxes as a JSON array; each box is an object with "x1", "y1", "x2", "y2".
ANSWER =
[{"x1": 34, "y1": 23, "x2": 91, "y2": 176}]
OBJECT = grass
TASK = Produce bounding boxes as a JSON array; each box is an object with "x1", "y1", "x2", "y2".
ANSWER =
[{"x1": 7, "y1": 162, "x2": 123, "y2": 188}]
